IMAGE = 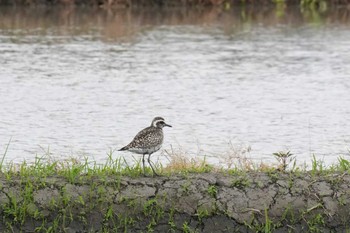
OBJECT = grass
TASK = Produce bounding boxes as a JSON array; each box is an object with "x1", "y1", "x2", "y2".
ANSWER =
[
  {"x1": 1, "y1": 141, "x2": 350, "y2": 232},
  {"x1": 162, "y1": 147, "x2": 214, "y2": 174},
  {"x1": 1, "y1": 140, "x2": 350, "y2": 180},
  {"x1": 207, "y1": 185, "x2": 217, "y2": 198},
  {"x1": 0, "y1": 137, "x2": 11, "y2": 171},
  {"x1": 0, "y1": 136, "x2": 349, "y2": 190}
]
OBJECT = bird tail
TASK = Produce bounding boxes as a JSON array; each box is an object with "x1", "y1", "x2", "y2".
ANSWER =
[{"x1": 118, "y1": 146, "x2": 128, "y2": 151}]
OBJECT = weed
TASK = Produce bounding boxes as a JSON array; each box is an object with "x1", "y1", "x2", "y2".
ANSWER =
[
  {"x1": 143, "y1": 197, "x2": 165, "y2": 231},
  {"x1": 163, "y1": 147, "x2": 213, "y2": 174},
  {"x1": 1, "y1": 137, "x2": 11, "y2": 171},
  {"x1": 143, "y1": 199, "x2": 158, "y2": 215},
  {"x1": 103, "y1": 206, "x2": 114, "y2": 224},
  {"x1": 338, "y1": 195, "x2": 346, "y2": 206},
  {"x1": 167, "y1": 206, "x2": 177, "y2": 230},
  {"x1": 307, "y1": 213, "x2": 325, "y2": 232},
  {"x1": 311, "y1": 154, "x2": 325, "y2": 174},
  {"x1": 180, "y1": 180, "x2": 192, "y2": 195},
  {"x1": 281, "y1": 206, "x2": 296, "y2": 224},
  {"x1": 196, "y1": 208, "x2": 209, "y2": 222},
  {"x1": 264, "y1": 208, "x2": 273, "y2": 233},
  {"x1": 267, "y1": 171, "x2": 279, "y2": 183},
  {"x1": 231, "y1": 175, "x2": 250, "y2": 188},
  {"x1": 182, "y1": 221, "x2": 195, "y2": 233},
  {"x1": 273, "y1": 151, "x2": 295, "y2": 171},
  {"x1": 207, "y1": 185, "x2": 217, "y2": 198},
  {"x1": 337, "y1": 156, "x2": 350, "y2": 171}
]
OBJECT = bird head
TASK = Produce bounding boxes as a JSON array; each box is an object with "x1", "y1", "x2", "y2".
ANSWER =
[{"x1": 152, "y1": 117, "x2": 172, "y2": 128}]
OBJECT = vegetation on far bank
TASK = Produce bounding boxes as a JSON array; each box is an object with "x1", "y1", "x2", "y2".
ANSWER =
[{"x1": 0, "y1": 0, "x2": 350, "y2": 7}]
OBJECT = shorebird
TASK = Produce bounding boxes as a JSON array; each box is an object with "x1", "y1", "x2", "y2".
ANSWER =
[{"x1": 119, "y1": 117, "x2": 172, "y2": 176}]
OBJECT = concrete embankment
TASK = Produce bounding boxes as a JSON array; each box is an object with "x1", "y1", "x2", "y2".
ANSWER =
[{"x1": 0, "y1": 172, "x2": 349, "y2": 232}]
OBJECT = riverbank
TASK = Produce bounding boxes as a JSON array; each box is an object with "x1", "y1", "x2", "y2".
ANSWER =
[
  {"x1": 1, "y1": 0, "x2": 350, "y2": 7},
  {"x1": 0, "y1": 155, "x2": 349, "y2": 232}
]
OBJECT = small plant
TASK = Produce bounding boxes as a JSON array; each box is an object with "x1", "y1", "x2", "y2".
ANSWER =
[
  {"x1": 338, "y1": 195, "x2": 346, "y2": 206},
  {"x1": 264, "y1": 208, "x2": 272, "y2": 233},
  {"x1": 103, "y1": 206, "x2": 114, "y2": 222},
  {"x1": 267, "y1": 170, "x2": 279, "y2": 183},
  {"x1": 273, "y1": 151, "x2": 295, "y2": 171},
  {"x1": 143, "y1": 197, "x2": 164, "y2": 230},
  {"x1": 281, "y1": 206, "x2": 296, "y2": 225},
  {"x1": 244, "y1": 208, "x2": 275, "y2": 233},
  {"x1": 168, "y1": 219, "x2": 176, "y2": 231},
  {"x1": 146, "y1": 217, "x2": 156, "y2": 232},
  {"x1": 231, "y1": 176, "x2": 250, "y2": 189},
  {"x1": 143, "y1": 199, "x2": 158, "y2": 215},
  {"x1": 180, "y1": 181, "x2": 192, "y2": 195},
  {"x1": 182, "y1": 221, "x2": 194, "y2": 233},
  {"x1": 337, "y1": 156, "x2": 350, "y2": 171},
  {"x1": 207, "y1": 185, "x2": 217, "y2": 198},
  {"x1": 307, "y1": 213, "x2": 325, "y2": 232},
  {"x1": 1, "y1": 137, "x2": 11, "y2": 171},
  {"x1": 311, "y1": 155, "x2": 325, "y2": 174},
  {"x1": 167, "y1": 206, "x2": 177, "y2": 231},
  {"x1": 196, "y1": 209, "x2": 209, "y2": 222}
]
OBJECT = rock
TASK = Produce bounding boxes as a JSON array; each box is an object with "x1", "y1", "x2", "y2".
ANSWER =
[{"x1": 312, "y1": 181, "x2": 333, "y2": 197}]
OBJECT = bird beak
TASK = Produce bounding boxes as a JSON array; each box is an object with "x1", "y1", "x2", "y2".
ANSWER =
[{"x1": 165, "y1": 123, "x2": 172, "y2": 127}]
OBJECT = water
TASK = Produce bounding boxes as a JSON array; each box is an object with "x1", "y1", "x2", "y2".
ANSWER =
[{"x1": 1, "y1": 6, "x2": 350, "y2": 166}]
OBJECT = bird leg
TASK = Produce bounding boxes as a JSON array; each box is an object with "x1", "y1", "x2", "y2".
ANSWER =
[
  {"x1": 148, "y1": 153, "x2": 159, "y2": 176},
  {"x1": 142, "y1": 154, "x2": 146, "y2": 175}
]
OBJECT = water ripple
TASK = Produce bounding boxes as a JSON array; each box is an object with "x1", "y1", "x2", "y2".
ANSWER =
[{"x1": 1, "y1": 7, "x2": 350, "y2": 166}]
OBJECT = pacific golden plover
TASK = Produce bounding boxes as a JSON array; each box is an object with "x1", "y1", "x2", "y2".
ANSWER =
[{"x1": 119, "y1": 117, "x2": 172, "y2": 176}]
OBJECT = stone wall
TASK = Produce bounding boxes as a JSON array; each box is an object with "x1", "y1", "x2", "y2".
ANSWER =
[{"x1": 0, "y1": 172, "x2": 349, "y2": 232}]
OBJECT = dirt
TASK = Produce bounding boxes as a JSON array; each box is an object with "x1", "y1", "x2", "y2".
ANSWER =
[{"x1": 0, "y1": 171, "x2": 349, "y2": 232}]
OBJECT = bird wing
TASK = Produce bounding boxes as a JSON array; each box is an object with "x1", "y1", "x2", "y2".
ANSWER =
[{"x1": 127, "y1": 127, "x2": 163, "y2": 149}]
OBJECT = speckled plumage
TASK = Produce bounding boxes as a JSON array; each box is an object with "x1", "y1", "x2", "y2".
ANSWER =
[
  {"x1": 120, "y1": 125, "x2": 164, "y2": 154},
  {"x1": 119, "y1": 117, "x2": 172, "y2": 176}
]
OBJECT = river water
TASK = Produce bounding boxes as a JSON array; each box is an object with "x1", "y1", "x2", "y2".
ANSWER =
[{"x1": 0, "y1": 6, "x2": 350, "y2": 167}]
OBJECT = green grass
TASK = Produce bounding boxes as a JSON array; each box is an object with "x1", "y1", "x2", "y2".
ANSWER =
[
  {"x1": 1, "y1": 141, "x2": 350, "y2": 232},
  {"x1": 1, "y1": 136, "x2": 350, "y2": 178},
  {"x1": 207, "y1": 185, "x2": 218, "y2": 198},
  {"x1": 1, "y1": 144, "x2": 350, "y2": 181},
  {"x1": 0, "y1": 137, "x2": 11, "y2": 171}
]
